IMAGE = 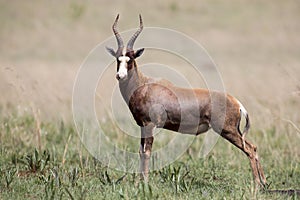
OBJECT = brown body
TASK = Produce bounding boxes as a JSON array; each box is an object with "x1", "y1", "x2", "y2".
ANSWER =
[{"x1": 107, "y1": 15, "x2": 267, "y2": 188}]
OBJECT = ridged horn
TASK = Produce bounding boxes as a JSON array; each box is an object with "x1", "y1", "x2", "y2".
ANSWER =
[
  {"x1": 127, "y1": 14, "x2": 143, "y2": 50},
  {"x1": 112, "y1": 14, "x2": 124, "y2": 54}
]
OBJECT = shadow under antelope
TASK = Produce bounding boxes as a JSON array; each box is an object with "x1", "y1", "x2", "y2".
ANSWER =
[{"x1": 106, "y1": 14, "x2": 267, "y2": 188}]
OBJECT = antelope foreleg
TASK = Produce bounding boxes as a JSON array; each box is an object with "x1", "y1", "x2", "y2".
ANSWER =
[{"x1": 139, "y1": 124, "x2": 154, "y2": 181}]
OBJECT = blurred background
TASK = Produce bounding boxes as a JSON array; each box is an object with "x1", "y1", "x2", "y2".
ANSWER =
[{"x1": 1, "y1": 0, "x2": 299, "y2": 132}]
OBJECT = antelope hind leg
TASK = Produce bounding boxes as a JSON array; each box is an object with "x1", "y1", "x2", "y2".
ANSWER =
[{"x1": 221, "y1": 129, "x2": 267, "y2": 187}]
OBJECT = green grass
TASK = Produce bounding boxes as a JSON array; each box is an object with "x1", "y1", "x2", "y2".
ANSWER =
[
  {"x1": 0, "y1": 1, "x2": 299, "y2": 199},
  {"x1": 0, "y1": 113, "x2": 299, "y2": 199}
]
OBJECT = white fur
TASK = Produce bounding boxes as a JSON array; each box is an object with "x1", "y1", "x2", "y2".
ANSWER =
[
  {"x1": 237, "y1": 100, "x2": 247, "y2": 116},
  {"x1": 117, "y1": 55, "x2": 130, "y2": 79},
  {"x1": 140, "y1": 144, "x2": 147, "y2": 153},
  {"x1": 237, "y1": 99, "x2": 248, "y2": 150}
]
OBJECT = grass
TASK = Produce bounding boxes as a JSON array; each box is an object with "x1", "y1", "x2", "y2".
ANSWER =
[
  {"x1": 0, "y1": 0, "x2": 299, "y2": 199},
  {"x1": 0, "y1": 112, "x2": 299, "y2": 199}
]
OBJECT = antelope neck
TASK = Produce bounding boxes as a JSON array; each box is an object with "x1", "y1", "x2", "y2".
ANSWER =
[{"x1": 118, "y1": 61, "x2": 148, "y2": 104}]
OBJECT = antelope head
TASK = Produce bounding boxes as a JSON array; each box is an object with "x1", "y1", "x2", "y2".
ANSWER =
[{"x1": 106, "y1": 14, "x2": 145, "y2": 81}]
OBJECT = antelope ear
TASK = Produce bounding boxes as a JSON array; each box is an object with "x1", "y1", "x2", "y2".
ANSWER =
[
  {"x1": 134, "y1": 48, "x2": 144, "y2": 58},
  {"x1": 106, "y1": 47, "x2": 116, "y2": 57}
]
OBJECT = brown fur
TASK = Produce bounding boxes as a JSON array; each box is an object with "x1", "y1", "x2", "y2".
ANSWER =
[
  {"x1": 118, "y1": 57, "x2": 266, "y2": 187},
  {"x1": 107, "y1": 15, "x2": 267, "y2": 188}
]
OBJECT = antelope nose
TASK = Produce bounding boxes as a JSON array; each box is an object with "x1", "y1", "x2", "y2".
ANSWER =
[{"x1": 116, "y1": 72, "x2": 127, "y2": 80}]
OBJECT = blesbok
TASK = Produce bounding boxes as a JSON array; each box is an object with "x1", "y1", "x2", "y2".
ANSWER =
[{"x1": 106, "y1": 14, "x2": 267, "y2": 187}]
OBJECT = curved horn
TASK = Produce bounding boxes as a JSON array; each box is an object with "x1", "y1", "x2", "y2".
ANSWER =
[
  {"x1": 127, "y1": 14, "x2": 143, "y2": 50},
  {"x1": 112, "y1": 14, "x2": 124, "y2": 52}
]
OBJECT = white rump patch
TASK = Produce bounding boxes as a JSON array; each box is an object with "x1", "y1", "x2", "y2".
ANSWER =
[
  {"x1": 237, "y1": 99, "x2": 248, "y2": 150},
  {"x1": 237, "y1": 100, "x2": 247, "y2": 116}
]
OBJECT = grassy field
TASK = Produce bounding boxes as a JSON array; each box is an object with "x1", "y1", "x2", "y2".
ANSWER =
[
  {"x1": 1, "y1": 0, "x2": 300, "y2": 199},
  {"x1": 0, "y1": 113, "x2": 299, "y2": 199}
]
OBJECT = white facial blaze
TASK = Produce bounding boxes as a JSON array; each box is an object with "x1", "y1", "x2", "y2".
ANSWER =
[{"x1": 117, "y1": 54, "x2": 130, "y2": 80}]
